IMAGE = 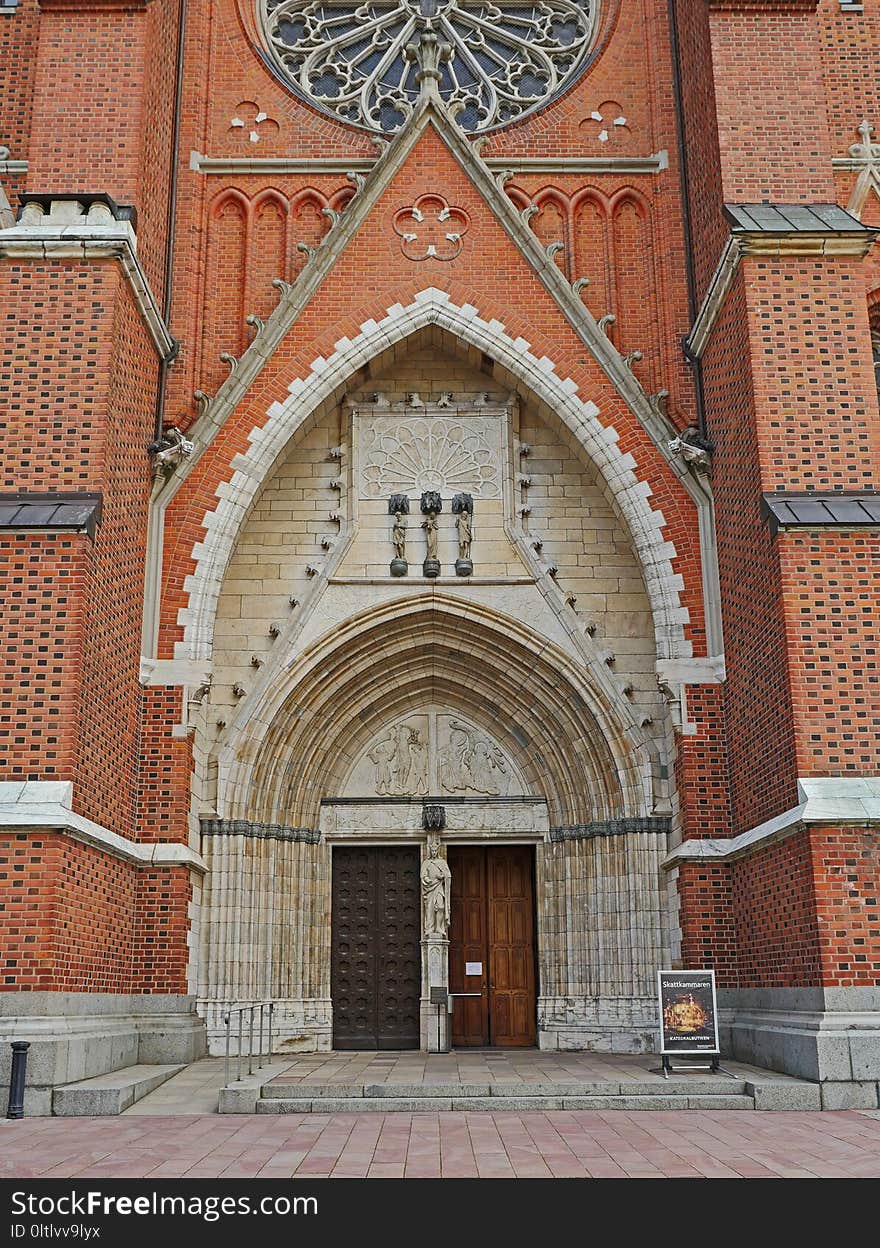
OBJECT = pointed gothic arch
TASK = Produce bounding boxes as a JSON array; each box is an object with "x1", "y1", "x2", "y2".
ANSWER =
[
  {"x1": 217, "y1": 593, "x2": 655, "y2": 828},
  {"x1": 169, "y1": 288, "x2": 693, "y2": 670}
]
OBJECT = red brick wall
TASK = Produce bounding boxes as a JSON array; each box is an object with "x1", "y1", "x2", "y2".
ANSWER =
[
  {"x1": 27, "y1": 5, "x2": 151, "y2": 204},
  {"x1": 812, "y1": 826, "x2": 880, "y2": 987},
  {"x1": 778, "y1": 531, "x2": 880, "y2": 777},
  {"x1": 675, "y1": 684, "x2": 731, "y2": 840},
  {"x1": 677, "y1": 861, "x2": 737, "y2": 984},
  {"x1": 0, "y1": 0, "x2": 39, "y2": 215},
  {"x1": 708, "y1": 3, "x2": 834, "y2": 203},
  {"x1": 71, "y1": 291, "x2": 156, "y2": 836},
  {"x1": 0, "y1": 534, "x2": 83, "y2": 783},
  {"x1": 671, "y1": 0, "x2": 728, "y2": 302},
  {"x1": 731, "y1": 830, "x2": 822, "y2": 987},
  {"x1": 0, "y1": 832, "x2": 58, "y2": 990},
  {"x1": 742, "y1": 256, "x2": 880, "y2": 490},
  {"x1": 0, "y1": 833, "x2": 136, "y2": 993},
  {"x1": 0, "y1": 261, "x2": 120, "y2": 491},
  {"x1": 132, "y1": 867, "x2": 192, "y2": 993},
  {"x1": 701, "y1": 276, "x2": 799, "y2": 831},
  {"x1": 0, "y1": 264, "x2": 157, "y2": 833},
  {"x1": 134, "y1": 0, "x2": 181, "y2": 301},
  {"x1": 0, "y1": 831, "x2": 191, "y2": 993},
  {"x1": 136, "y1": 687, "x2": 193, "y2": 845}
]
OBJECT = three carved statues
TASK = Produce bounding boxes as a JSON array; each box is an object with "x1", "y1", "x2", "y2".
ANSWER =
[{"x1": 388, "y1": 492, "x2": 474, "y2": 577}]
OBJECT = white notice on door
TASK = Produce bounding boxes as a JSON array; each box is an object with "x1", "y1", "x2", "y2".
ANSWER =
[{"x1": 465, "y1": 962, "x2": 482, "y2": 976}]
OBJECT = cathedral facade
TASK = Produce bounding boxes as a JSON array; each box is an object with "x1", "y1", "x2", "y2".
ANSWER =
[{"x1": 1, "y1": 0, "x2": 879, "y2": 1106}]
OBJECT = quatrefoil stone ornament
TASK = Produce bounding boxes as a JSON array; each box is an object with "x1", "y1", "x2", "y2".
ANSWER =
[{"x1": 393, "y1": 194, "x2": 470, "y2": 262}]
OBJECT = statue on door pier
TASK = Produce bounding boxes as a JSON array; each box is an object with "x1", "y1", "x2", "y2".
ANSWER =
[{"x1": 421, "y1": 834, "x2": 451, "y2": 937}]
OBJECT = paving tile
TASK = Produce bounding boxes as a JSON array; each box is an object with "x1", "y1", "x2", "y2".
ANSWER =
[{"x1": 7, "y1": 1105, "x2": 880, "y2": 1179}]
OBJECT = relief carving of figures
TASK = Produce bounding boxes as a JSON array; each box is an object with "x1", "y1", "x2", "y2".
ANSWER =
[
  {"x1": 440, "y1": 720, "x2": 509, "y2": 795},
  {"x1": 421, "y1": 835, "x2": 451, "y2": 937},
  {"x1": 368, "y1": 724, "x2": 428, "y2": 796}
]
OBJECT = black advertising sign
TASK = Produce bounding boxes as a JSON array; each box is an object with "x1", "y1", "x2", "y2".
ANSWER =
[{"x1": 657, "y1": 970, "x2": 719, "y2": 1054}]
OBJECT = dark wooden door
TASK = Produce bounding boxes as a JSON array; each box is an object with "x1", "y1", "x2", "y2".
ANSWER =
[
  {"x1": 331, "y1": 846, "x2": 421, "y2": 1049},
  {"x1": 449, "y1": 845, "x2": 536, "y2": 1047}
]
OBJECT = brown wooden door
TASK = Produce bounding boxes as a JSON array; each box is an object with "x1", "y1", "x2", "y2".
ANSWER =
[
  {"x1": 449, "y1": 845, "x2": 536, "y2": 1047},
  {"x1": 448, "y1": 846, "x2": 489, "y2": 1045},
  {"x1": 331, "y1": 846, "x2": 421, "y2": 1049}
]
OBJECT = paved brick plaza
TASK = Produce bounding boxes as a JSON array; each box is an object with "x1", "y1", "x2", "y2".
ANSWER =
[{"x1": 3, "y1": 1111, "x2": 879, "y2": 1180}]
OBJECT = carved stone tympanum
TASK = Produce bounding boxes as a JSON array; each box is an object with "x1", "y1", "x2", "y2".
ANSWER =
[{"x1": 368, "y1": 724, "x2": 429, "y2": 796}]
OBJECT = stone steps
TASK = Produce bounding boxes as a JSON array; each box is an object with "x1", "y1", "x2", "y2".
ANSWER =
[
  {"x1": 252, "y1": 1078, "x2": 756, "y2": 1113},
  {"x1": 256, "y1": 1092, "x2": 754, "y2": 1112},
  {"x1": 52, "y1": 1064, "x2": 186, "y2": 1116},
  {"x1": 260, "y1": 1078, "x2": 747, "y2": 1098}
]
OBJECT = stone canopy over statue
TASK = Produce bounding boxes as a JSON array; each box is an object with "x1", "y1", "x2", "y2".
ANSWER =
[{"x1": 421, "y1": 835, "x2": 451, "y2": 937}]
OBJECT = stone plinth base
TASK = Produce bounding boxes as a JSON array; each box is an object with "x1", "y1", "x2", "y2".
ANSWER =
[
  {"x1": 0, "y1": 993, "x2": 207, "y2": 1115},
  {"x1": 718, "y1": 987, "x2": 880, "y2": 1104},
  {"x1": 537, "y1": 995, "x2": 659, "y2": 1053},
  {"x1": 199, "y1": 997, "x2": 333, "y2": 1057},
  {"x1": 421, "y1": 935, "x2": 450, "y2": 1052}
]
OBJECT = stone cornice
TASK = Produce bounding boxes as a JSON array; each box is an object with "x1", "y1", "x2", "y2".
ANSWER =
[
  {"x1": 706, "y1": 0, "x2": 818, "y2": 10},
  {"x1": 38, "y1": 0, "x2": 151, "y2": 10},
  {"x1": 0, "y1": 197, "x2": 175, "y2": 360},
  {"x1": 201, "y1": 818, "x2": 320, "y2": 844},
  {"x1": 0, "y1": 781, "x2": 206, "y2": 873},
  {"x1": 686, "y1": 221, "x2": 878, "y2": 360},
  {"x1": 189, "y1": 151, "x2": 669, "y2": 178},
  {"x1": 662, "y1": 777, "x2": 880, "y2": 868},
  {"x1": 550, "y1": 818, "x2": 671, "y2": 842}
]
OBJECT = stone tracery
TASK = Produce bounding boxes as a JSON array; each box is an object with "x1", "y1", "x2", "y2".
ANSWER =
[{"x1": 259, "y1": 0, "x2": 598, "y2": 134}]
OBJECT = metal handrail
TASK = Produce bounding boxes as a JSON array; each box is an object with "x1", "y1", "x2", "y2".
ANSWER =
[{"x1": 223, "y1": 1001, "x2": 275, "y2": 1084}]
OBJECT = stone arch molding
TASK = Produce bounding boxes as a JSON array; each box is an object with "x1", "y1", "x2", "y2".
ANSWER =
[
  {"x1": 218, "y1": 594, "x2": 653, "y2": 828},
  {"x1": 171, "y1": 288, "x2": 691, "y2": 669}
]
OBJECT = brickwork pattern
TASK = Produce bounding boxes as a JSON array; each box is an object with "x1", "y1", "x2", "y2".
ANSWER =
[
  {"x1": 0, "y1": 534, "x2": 83, "y2": 783},
  {"x1": 674, "y1": 683, "x2": 731, "y2": 840},
  {"x1": 676, "y1": 861, "x2": 737, "y2": 985},
  {"x1": 709, "y1": 7, "x2": 834, "y2": 204},
  {"x1": 701, "y1": 277, "x2": 799, "y2": 832},
  {"x1": 1, "y1": 0, "x2": 879, "y2": 1015},
  {"x1": 0, "y1": 833, "x2": 137, "y2": 993},
  {"x1": 812, "y1": 826, "x2": 880, "y2": 988},
  {"x1": 779, "y1": 530, "x2": 880, "y2": 776}
]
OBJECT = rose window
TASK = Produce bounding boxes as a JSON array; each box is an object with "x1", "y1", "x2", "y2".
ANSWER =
[{"x1": 258, "y1": 0, "x2": 598, "y2": 134}]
